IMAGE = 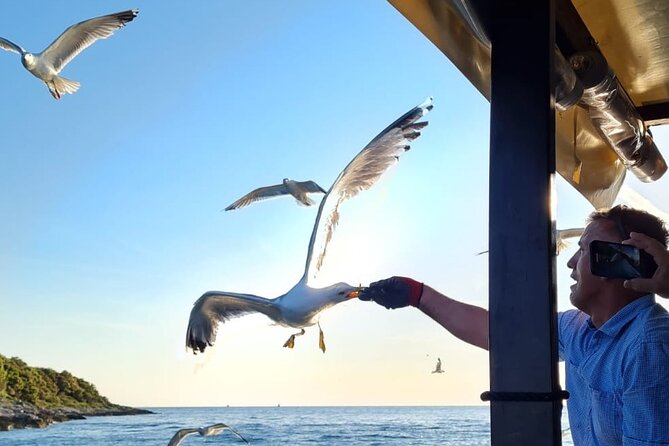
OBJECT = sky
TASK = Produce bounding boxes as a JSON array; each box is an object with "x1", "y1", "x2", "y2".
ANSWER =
[{"x1": 1, "y1": 1, "x2": 668, "y2": 408}]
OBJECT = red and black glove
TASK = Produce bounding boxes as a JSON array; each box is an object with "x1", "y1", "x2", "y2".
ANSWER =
[{"x1": 358, "y1": 276, "x2": 424, "y2": 309}]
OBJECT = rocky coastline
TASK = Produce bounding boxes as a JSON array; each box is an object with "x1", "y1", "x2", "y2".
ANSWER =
[{"x1": 0, "y1": 401, "x2": 152, "y2": 431}]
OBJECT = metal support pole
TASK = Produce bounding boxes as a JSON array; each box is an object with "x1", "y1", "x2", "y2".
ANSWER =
[{"x1": 488, "y1": 0, "x2": 563, "y2": 445}]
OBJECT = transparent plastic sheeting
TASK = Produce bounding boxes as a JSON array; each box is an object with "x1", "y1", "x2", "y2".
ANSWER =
[
  {"x1": 449, "y1": 0, "x2": 584, "y2": 112},
  {"x1": 555, "y1": 49, "x2": 583, "y2": 111},
  {"x1": 571, "y1": 51, "x2": 667, "y2": 182}
]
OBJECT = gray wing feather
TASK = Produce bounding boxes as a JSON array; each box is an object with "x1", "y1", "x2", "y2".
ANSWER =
[
  {"x1": 0, "y1": 37, "x2": 24, "y2": 54},
  {"x1": 302, "y1": 97, "x2": 433, "y2": 284},
  {"x1": 225, "y1": 425, "x2": 251, "y2": 444},
  {"x1": 201, "y1": 423, "x2": 250, "y2": 443},
  {"x1": 167, "y1": 429, "x2": 198, "y2": 446},
  {"x1": 186, "y1": 292, "x2": 280, "y2": 353},
  {"x1": 299, "y1": 180, "x2": 327, "y2": 194},
  {"x1": 40, "y1": 9, "x2": 138, "y2": 72},
  {"x1": 224, "y1": 184, "x2": 290, "y2": 211}
]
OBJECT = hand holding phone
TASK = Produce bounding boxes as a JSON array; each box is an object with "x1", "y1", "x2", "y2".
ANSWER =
[
  {"x1": 589, "y1": 240, "x2": 658, "y2": 280},
  {"x1": 622, "y1": 232, "x2": 669, "y2": 299}
]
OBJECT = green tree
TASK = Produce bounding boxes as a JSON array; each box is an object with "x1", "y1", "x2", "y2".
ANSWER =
[{"x1": 0, "y1": 354, "x2": 114, "y2": 409}]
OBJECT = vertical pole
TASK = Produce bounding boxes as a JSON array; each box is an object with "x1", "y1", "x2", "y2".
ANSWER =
[{"x1": 488, "y1": 1, "x2": 562, "y2": 445}]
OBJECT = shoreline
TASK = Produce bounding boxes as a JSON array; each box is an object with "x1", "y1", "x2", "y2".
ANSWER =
[{"x1": 0, "y1": 402, "x2": 152, "y2": 431}]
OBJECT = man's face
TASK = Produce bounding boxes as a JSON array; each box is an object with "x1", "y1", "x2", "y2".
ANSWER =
[{"x1": 566, "y1": 219, "x2": 621, "y2": 312}]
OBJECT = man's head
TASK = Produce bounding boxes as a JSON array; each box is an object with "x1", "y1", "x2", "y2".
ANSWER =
[
  {"x1": 567, "y1": 205, "x2": 668, "y2": 320},
  {"x1": 588, "y1": 205, "x2": 668, "y2": 246}
]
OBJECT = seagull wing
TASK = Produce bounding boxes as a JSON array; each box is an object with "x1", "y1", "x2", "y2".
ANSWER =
[
  {"x1": 224, "y1": 184, "x2": 290, "y2": 211},
  {"x1": 301, "y1": 97, "x2": 433, "y2": 284},
  {"x1": 0, "y1": 37, "x2": 25, "y2": 55},
  {"x1": 186, "y1": 291, "x2": 281, "y2": 353},
  {"x1": 298, "y1": 180, "x2": 327, "y2": 194},
  {"x1": 226, "y1": 425, "x2": 251, "y2": 444},
  {"x1": 200, "y1": 423, "x2": 231, "y2": 436},
  {"x1": 39, "y1": 9, "x2": 138, "y2": 73},
  {"x1": 557, "y1": 227, "x2": 585, "y2": 241},
  {"x1": 201, "y1": 423, "x2": 251, "y2": 443},
  {"x1": 167, "y1": 429, "x2": 198, "y2": 446},
  {"x1": 557, "y1": 227, "x2": 585, "y2": 254}
]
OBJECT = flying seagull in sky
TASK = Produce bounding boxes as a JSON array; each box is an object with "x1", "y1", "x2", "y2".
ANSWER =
[
  {"x1": 186, "y1": 97, "x2": 433, "y2": 354},
  {"x1": 167, "y1": 423, "x2": 250, "y2": 446},
  {"x1": 0, "y1": 9, "x2": 138, "y2": 99},
  {"x1": 555, "y1": 227, "x2": 585, "y2": 253},
  {"x1": 224, "y1": 179, "x2": 327, "y2": 211},
  {"x1": 475, "y1": 227, "x2": 585, "y2": 256},
  {"x1": 431, "y1": 357, "x2": 444, "y2": 374}
]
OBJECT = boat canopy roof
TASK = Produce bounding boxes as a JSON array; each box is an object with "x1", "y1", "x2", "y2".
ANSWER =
[{"x1": 388, "y1": 0, "x2": 669, "y2": 209}]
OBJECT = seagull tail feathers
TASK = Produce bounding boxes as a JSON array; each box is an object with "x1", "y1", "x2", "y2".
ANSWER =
[{"x1": 47, "y1": 76, "x2": 80, "y2": 99}]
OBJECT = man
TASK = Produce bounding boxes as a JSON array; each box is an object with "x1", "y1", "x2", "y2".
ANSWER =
[{"x1": 359, "y1": 205, "x2": 669, "y2": 445}]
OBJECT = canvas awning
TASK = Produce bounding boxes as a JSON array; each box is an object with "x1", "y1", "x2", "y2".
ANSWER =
[{"x1": 388, "y1": 0, "x2": 669, "y2": 209}]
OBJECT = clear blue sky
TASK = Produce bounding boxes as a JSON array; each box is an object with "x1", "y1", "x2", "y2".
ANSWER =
[{"x1": 1, "y1": 1, "x2": 668, "y2": 407}]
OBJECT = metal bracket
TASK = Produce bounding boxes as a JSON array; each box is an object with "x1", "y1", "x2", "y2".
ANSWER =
[{"x1": 480, "y1": 390, "x2": 570, "y2": 402}]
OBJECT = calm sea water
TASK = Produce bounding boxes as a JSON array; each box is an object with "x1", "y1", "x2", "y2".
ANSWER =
[{"x1": 1, "y1": 406, "x2": 573, "y2": 445}]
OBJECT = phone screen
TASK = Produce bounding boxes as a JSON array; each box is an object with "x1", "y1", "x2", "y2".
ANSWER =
[{"x1": 589, "y1": 240, "x2": 656, "y2": 279}]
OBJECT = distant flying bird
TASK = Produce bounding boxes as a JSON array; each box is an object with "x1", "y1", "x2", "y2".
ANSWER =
[
  {"x1": 167, "y1": 423, "x2": 249, "y2": 446},
  {"x1": 431, "y1": 357, "x2": 444, "y2": 374},
  {"x1": 475, "y1": 227, "x2": 585, "y2": 256},
  {"x1": 186, "y1": 97, "x2": 433, "y2": 354},
  {"x1": 225, "y1": 179, "x2": 326, "y2": 211},
  {"x1": 0, "y1": 9, "x2": 138, "y2": 99}
]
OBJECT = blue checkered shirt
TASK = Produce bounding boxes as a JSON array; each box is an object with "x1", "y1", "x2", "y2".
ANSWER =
[{"x1": 559, "y1": 295, "x2": 669, "y2": 445}]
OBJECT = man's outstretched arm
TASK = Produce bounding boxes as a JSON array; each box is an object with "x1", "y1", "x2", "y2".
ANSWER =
[
  {"x1": 418, "y1": 284, "x2": 489, "y2": 350},
  {"x1": 359, "y1": 276, "x2": 489, "y2": 350}
]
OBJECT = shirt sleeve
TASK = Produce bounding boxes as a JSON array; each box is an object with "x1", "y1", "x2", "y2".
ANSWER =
[
  {"x1": 557, "y1": 310, "x2": 582, "y2": 362},
  {"x1": 622, "y1": 341, "x2": 669, "y2": 445}
]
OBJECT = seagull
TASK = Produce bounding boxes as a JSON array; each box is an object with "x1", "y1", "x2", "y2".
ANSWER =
[
  {"x1": 431, "y1": 357, "x2": 444, "y2": 374},
  {"x1": 0, "y1": 9, "x2": 138, "y2": 99},
  {"x1": 167, "y1": 423, "x2": 250, "y2": 446},
  {"x1": 186, "y1": 97, "x2": 433, "y2": 354},
  {"x1": 556, "y1": 227, "x2": 584, "y2": 253},
  {"x1": 224, "y1": 179, "x2": 326, "y2": 211},
  {"x1": 475, "y1": 227, "x2": 585, "y2": 256}
]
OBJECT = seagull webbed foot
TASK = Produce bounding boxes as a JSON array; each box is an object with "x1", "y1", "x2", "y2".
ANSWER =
[
  {"x1": 318, "y1": 322, "x2": 326, "y2": 353},
  {"x1": 282, "y1": 328, "x2": 305, "y2": 349}
]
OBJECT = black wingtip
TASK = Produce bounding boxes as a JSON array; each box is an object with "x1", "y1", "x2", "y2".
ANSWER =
[
  {"x1": 403, "y1": 131, "x2": 421, "y2": 141},
  {"x1": 186, "y1": 333, "x2": 209, "y2": 354},
  {"x1": 115, "y1": 9, "x2": 139, "y2": 24}
]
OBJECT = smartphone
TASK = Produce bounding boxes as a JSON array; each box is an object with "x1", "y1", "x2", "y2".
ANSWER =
[{"x1": 589, "y1": 240, "x2": 657, "y2": 279}]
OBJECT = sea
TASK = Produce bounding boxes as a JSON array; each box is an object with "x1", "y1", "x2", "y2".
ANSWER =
[{"x1": 0, "y1": 406, "x2": 574, "y2": 445}]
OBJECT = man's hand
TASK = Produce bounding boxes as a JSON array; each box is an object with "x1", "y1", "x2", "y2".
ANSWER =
[
  {"x1": 623, "y1": 232, "x2": 669, "y2": 299},
  {"x1": 358, "y1": 276, "x2": 424, "y2": 309}
]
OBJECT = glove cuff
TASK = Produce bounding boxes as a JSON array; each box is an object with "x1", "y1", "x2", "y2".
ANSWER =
[{"x1": 406, "y1": 279, "x2": 424, "y2": 307}]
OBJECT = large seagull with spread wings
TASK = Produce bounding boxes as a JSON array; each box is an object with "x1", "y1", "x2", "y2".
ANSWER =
[
  {"x1": 0, "y1": 9, "x2": 138, "y2": 99},
  {"x1": 186, "y1": 97, "x2": 433, "y2": 354}
]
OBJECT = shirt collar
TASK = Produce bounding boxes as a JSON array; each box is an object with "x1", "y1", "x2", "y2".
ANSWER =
[{"x1": 591, "y1": 294, "x2": 655, "y2": 336}]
